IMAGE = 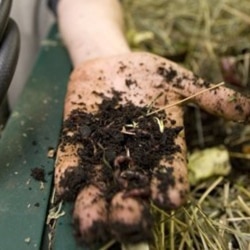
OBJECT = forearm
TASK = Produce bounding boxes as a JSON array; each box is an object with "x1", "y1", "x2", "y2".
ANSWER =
[{"x1": 57, "y1": 0, "x2": 130, "y2": 67}]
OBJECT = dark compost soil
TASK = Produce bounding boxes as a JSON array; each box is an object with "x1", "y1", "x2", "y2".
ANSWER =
[
  {"x1": 31, "y1": 167, "x2": 46, "y2": 182},
  {"x1": 58, "y1": 91, "x2": 182, "y2": 202}
]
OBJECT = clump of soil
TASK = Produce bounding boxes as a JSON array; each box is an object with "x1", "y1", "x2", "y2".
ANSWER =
[
  {"x1": 31, "y1": 167, "x2": 46, "y2": 182},
  {"x1": 59, "y1": 92, "x2": 182, "y2": 202}
]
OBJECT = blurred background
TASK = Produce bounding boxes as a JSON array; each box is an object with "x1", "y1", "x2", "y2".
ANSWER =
[
  {"x1": 9, "y1": 0, "x2": 54, "y2": 109},
  {"x1": 3, "y1": 1, "x2": 250, "y2": 249}
]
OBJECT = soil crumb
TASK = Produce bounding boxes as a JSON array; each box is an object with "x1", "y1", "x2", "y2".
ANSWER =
[{"x1": 31, "y1": 167, "x2": 46, "y2": 182}]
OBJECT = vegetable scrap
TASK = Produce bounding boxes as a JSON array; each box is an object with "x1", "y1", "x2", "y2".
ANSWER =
[{"x1": 188, "y1": 146, "x2": 231, "y2": 185}]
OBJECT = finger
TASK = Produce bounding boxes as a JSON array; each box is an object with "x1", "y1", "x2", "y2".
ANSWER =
[
  {"x1": 154, "y1": 54, "x2": 250, "y2": 123},
  {"x1": 149, "y1": 91, "x2": 189, "y2": 209},
  {"x1": 73, "y1": 184, "x2": 110, "y2": 245},
  {"x1": 109, "y1": 191, "x2": 153, "y2": 244},
  {"x1": 54, "y1": 144, "x2": 80, "y2": 198}
]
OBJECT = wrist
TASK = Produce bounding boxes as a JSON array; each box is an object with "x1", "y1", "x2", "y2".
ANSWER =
[{"x1": 57, "y1": 0, "x2": 130, "y2": 67}]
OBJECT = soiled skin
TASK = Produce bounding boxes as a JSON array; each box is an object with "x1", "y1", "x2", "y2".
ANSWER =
[
  {"x1": 55, "y1": 53, "x2": 189, "y2": 243},
  {"x1": 55, "y1": 0, "x2": 250, "y2": 245},
  {"x1": 55, "y1": 52, "x2": 250, "y2": 244}
]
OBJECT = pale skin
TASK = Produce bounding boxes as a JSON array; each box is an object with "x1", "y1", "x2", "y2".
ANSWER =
[{"x1": 55, "y1": 0, "x2": 250, "y2": 245}]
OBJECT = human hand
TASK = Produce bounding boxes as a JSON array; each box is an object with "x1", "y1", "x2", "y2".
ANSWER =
[
  {"x1": 55, "y1": 51, "x2": 250, "y2": 245},
  {"x1": 54, "y1": 0, "x2": 250, "y2": 246}
]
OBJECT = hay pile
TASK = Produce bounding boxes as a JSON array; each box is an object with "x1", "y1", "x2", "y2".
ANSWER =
[
  {"x1": 122, "y1": 0, "x2": 250, "y2": 84},
  {"x1": 120, "y1": 1, "x2": 250, "y2": 249}
]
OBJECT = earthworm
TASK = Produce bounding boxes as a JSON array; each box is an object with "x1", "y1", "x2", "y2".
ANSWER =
[{"x1": 54, "y1": 0, "x2": 250, "y2": 245}]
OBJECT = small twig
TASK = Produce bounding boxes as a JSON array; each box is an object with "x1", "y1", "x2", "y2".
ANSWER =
[
  {"x1": 225, "y1": 207, "x2": 243, "y2": 249},
  {"x1": 235, "y1": 185, "x2": 250, "y2": 199},
  {"x1": 222, "y1": 4, "x2": 250, "y2": 24},
  {"x1": 227, "y1": 217, "x2": 250, "y2": 222},
  {"x1": 237, "y1": 195, "x2": 250, "y2": 216},
  {"x1": 151, "y1": 203, "x2": 187, "y2": 227},
  {"x1": 147, "y1": 82, "x2": 224, "y2": 116},
  {"x1": 121, "y1": 126, "x2": 136, "y2": 135},
  {"x1": 99, "y1": 240, "x2": 116, "y2": 250},
  {"x1": 146, "y1": 92, "x2": 164, "y2": 112},
  {"x1": 198, "y1": 177, "x2": 224, "y2": 206},
  {"x1": 169, "y1": 211, "x2": 175, "y2": 250},
  {"x1": 46, "y1": 201, "x2": 65, "y2": 223},
  {"x1": 229, "y1": 152, "x2": 250, "y2": 160}
]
